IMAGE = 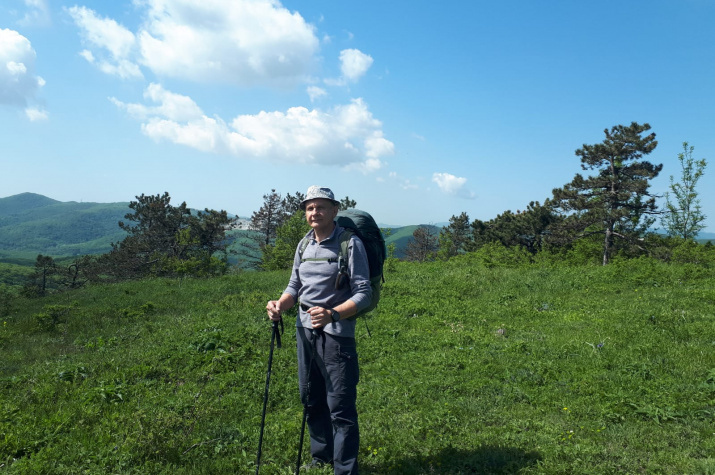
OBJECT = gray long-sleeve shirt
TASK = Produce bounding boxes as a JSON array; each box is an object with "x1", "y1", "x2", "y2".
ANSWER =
[{"x1": 284, "y1": 224, "x2": 372, "y2": 338}]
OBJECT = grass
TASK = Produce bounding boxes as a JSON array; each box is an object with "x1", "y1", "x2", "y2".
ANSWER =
[{"x1": 1, "y1": 258, "x2": 714, "y2": 474}]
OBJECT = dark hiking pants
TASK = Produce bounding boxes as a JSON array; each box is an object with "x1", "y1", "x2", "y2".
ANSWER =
[{"x1": 297, "y1": 327, "x2": 360, "y2": 475}]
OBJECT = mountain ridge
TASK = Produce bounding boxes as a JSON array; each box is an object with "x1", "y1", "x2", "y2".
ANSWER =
[{"x1": 1, "y1": 193, "x2": 713, "y2": 263}]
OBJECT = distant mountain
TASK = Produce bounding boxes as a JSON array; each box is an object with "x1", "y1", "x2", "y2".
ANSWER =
[
  {"x1": 383, "y1": 224, "x2": 442, "y2": 259},
  {"x1": 2, "y1": 193, "x2": 709, "y2": 265},
  {"x1": 0, "y1": 193, "x2": 60, "y2": 216},
  {"x1": 0, "y1": 193, "x2": 130, "y2": 262}
]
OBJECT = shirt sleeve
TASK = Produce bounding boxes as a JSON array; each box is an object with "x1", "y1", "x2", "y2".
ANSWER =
[
  {"x1": 347, "y1": 233, "x2": 373, "y2": 311},
  {"x1": 283, "y1": 240, "x2": 303, "y2": 300}
]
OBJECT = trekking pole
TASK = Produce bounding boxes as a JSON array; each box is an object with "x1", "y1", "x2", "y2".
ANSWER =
[
  {"x1": 255, "y1": 318, "x2": 283, "y2": 475},
  {"x1": 295, "y1": 329, "x2": 318, "y2": 474}
]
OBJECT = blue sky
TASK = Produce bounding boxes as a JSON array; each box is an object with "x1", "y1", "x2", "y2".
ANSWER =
[{"x1": 1, "y1": 0, "x2": 714, "y2": 230}]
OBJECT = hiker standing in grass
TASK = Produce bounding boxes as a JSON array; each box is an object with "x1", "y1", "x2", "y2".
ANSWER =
[{"x1": 266, "y1": 186, "x2": 372, "y2": 474}]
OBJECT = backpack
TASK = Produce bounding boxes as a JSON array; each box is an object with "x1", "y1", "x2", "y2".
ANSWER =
[{"x1": 298, "y1": 209, "x2": 386, "y2": 321}]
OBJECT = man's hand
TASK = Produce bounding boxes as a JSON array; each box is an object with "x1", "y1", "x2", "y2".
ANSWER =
[
  {"x1": 266, "y1": 300, "x2": 283, "y2": 322},
  {"x1": 308, "y1": 306, "x2": 332, "y2": 329}
]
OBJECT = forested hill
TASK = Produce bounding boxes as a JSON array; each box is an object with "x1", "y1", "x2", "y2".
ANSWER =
[
  {"x1": 0, "y1": 193, "x2": 130, "y2": 262},
  {"x1": 0, "y1": 193, "x2": 421, "y2": 264}
]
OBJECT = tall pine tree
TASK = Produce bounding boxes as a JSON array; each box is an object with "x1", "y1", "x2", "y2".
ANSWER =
[{"x1": 551, "y1": 122, "x2": 662, "y2": 265}]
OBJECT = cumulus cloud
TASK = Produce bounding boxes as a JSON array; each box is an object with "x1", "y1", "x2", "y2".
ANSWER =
[
  {"x1": 0, "y1": 28, "x2": 46, "y2": 117},
  {"x1": 307, "y1": 86, "x2": 327, "y2": 102},
  {"x1": 69, "y1": 0, "x2": 320, "y2": 86},
  {"x1": 113, "y1": 85, "x2": 393, "y2": 170},
  {"x1": 67, "y1": 6, "x2": 142, "y2": 79},
  {"x1": 432, "y1": 172, "x2": 475, "y2": 198},
  {"x1": 325, "y1": 48, "x2": 373, "y2": 86},
  {"x1": 111, "y1": 83, "x2": 203, "y2": 122},
  {"x1": 339, "y1": 49, "x2": 373, "y2": 82}
]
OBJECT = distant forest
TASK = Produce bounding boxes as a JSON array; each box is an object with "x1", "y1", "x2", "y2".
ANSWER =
[{"x1": 1, "y1": 122, "x2": 713, "y2": 296}]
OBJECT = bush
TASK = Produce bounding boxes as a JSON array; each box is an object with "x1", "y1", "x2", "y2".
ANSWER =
[
  {"x1": 451, "y1": 242, "x2": 532, "y2": 268},
  {"x1": 670, "y1": 239, "x2": 715, "y2": 266}
]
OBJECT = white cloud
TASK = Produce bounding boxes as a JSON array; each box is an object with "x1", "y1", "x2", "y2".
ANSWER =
[
  {"x1": 70, "y1": 0, "x2": 320, "y2": 85},
  {"x1": 307, "y1": 86, "x2": 327, "y2": 102},
  {"x1": 0, "y1": 28, "x2": 45, "y2": 110},
  {"x1": 339, "y1": 49, "x2": 373, "y2": 82},
  {"x1": 324, "y1": 48, "x2": 374, "y2": 86},
  {"x1": 25, "y1": 106, "x2": 48, "y2": 121},
  {"x1": 111, "y1": 83, "x2": 204, "y2": 122},
  {"x1": 138, "y1": 0, "x2": 319, "y2": 86},
  {"x1": 113, "y1": 85, "x2": 393, "y2": 171},
  {"x1": 19, "y1": 0, "x2": 50, "y2": 26},
  {"x1": 67, "y1": 6, "x2": 142, "y2": 79},
  {"x1": 432, "y1": 172, "x2": 475, "y2": 198}
]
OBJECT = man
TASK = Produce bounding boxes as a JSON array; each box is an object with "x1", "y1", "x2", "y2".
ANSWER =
[{"x1": 266, "y1": 186, "x2": 372, "y2": 474}]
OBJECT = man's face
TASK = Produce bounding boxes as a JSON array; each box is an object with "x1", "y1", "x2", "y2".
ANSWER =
[{"x1": 304, "y1": 199, "x2": 339, "y2": 230}]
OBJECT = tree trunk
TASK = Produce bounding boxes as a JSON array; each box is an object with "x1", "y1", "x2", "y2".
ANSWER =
[{"x1": 602, "y1": 224, "x2": 613, "y2": 266}]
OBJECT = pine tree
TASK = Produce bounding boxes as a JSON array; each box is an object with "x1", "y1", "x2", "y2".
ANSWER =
[
  {"x1": 551, "y1": 122, "x2": 662, "y2": 265},
  {"x1": 405, "y1": 226, "x2": 438, "y2": 262}
]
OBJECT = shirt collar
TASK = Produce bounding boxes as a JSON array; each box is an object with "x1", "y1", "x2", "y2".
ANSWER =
[{"x1": 308, "y1": 222, "x2": 341, "y2": 243}]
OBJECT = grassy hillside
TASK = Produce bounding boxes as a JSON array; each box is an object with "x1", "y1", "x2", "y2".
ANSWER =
[
  {"x1": 0, "y1": 193, "x2": 129, "y2": 260},
  {"x1": 1, "y1": 257, "x2": 713, "y2": 474},
  {"x1": 0, "y1": 262, "x2": 32, "y2": 289},
  {"x1": 384, "y1": 225, "x2": 440, "y2": 259},
  {"x1": 0, "y1": 193, "x2": 425, "y2": 265}
]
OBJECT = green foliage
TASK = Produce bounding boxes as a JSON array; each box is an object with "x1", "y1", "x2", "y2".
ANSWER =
[
  {"x1": 382, "y1": 228, "x2": 398, "y2": 273},
  {"x1": 100, "y1": 192, "x2": 236, "y2": 280},
  {"x1": 1, "y1": 248, "x2": 714, "y2": 473},
  {"x1": 669, "y1": 239, "x2": 715, "y2": 266},
  {"x1": 382, "y1": 225, "x2": 440, "y2": 260},
  {"x1": 661, "y1": 142, "x2": 708, "y2": 240},
  {"x1": 468, "y1": 201, "x2": 560, "y2": 255},
  {"x1": 0, "y1": 263, "x2": 32, "y2": 291},
  {"x1": 451, "y1": 241, "x2": 533, "y2": 268},
  {"x1": 261, "y1": 211, "x2": 310, "y2": 271},
  {"x1": 33, "y1": 303, "x2": 75, "y2": 332},
  {"x1": 0, "y1": 284, "x2": 15, "y2": 319},
  {"x1": 438, "y1": 212, "x2": 471, "y2": 259},
  {"x1": 551, "y1": 122, "x2": 662, "y2": 265},
  {"x1": 404, "y1": 225, "x2": 438, "y2": 262}
]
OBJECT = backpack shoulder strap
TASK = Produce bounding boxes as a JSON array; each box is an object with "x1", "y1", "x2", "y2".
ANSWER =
[
  {"x1": 298, "y1": 236, "x2": 310, "y2": 260},
  {"x1": 338, "y1": 229, "x2": 354, "y2": 261}
]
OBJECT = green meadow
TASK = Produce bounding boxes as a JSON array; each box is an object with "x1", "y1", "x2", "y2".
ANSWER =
[{"x1": 1, "y1": 256, "x2": 714, "y2": 474}]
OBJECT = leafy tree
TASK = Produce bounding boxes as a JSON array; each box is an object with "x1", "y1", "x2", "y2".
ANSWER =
[
  {"x1": 404, "y1": 226, "x2": 438, "y2": 262},
  {"x1": 661, "y1": 142, "x2": 707, "y2": 240},
  {"x1": 550, "y1": 122, "x2": 662, "y2": 265},
  {"x1": 438, "y1": 212, "x2": 471, "y2": 259},
  {"x1": 261, "y1": 211, "x2": 311, "y2": 270},
  {"x1": 340, "y1": 196, "x2": 357, "y2": 210}
]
